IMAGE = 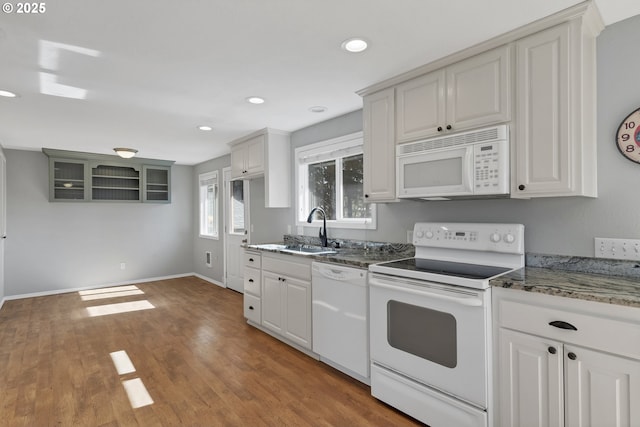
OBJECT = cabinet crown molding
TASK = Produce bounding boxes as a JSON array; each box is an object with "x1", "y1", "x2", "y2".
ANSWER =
[
  {"x1": 356, "y1": 0, "x2": 603, "y2": 97},
  {"x1": 42, "y1": 148, "x2": 175, "y2": 167}
]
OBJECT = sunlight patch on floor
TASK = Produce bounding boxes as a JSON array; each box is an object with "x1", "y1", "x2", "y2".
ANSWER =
[
  {"x1": 80, "y1": 289, "x2": 145, "y2": 301},
  {"x1": 86, "y1": 300, "x2": 155, "y2": 317},
  {"x1": 122, "y1": 378, "x2": 154, "y2": 409},
  {"x1": 110, "y1": 350, "x2": 136, "y2": 375}
]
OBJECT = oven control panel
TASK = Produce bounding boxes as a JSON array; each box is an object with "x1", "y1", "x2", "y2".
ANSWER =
[{"x1": 413, "y1": 222, "x2": 524, "y2": 254}]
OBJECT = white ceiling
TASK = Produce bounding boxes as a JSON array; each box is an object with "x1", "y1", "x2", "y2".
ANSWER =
[{"x1": 1, "y1": 0, "x2": 638, "y2": 165}]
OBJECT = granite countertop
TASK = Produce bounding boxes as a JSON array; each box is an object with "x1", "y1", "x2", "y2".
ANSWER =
[
  {"x1": 491, "y1": 266, "x2": 640, "y2": 308},
  {"x1": 246, "y1": 236, "x2": 414, "y2": 269}
]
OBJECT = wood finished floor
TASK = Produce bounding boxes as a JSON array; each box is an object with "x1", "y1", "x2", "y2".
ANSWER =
[{"x1": 0, "y1": 277, "x2": 424, "y2": 427}]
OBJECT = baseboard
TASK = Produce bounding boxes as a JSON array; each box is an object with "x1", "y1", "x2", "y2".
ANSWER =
[
  {"x1": 0, "y1": 297, "x2": 5, "y2": 311},
  {"x1": 192, "y1": 273, "x2": 225, "y2": 288},
  {"x1": 3, "y1": 272, "x2": 223, "y2": 301}
]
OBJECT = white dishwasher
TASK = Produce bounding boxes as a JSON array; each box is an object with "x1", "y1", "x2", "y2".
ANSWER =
[{"x1": 311, "y1": 262, "x2": 369, "y2": 382}]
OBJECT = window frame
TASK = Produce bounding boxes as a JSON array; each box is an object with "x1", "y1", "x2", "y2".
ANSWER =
[
  {"x1": 198, "y1": 170, "x2": 219, "y2": 240},
  {"x1": 295, "y1": 131, "x2": 376, "y2": 230}
]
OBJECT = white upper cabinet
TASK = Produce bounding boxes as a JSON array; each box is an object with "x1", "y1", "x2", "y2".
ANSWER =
[
  {"x1": 229, "y1": 128, "x2": 291, "y2": 208},
  {"x1": 396, "y1": 45, "x2": 511, "y2": 143},
  {"x1": 230, "y1": 134, "x2": 265, "y2": 179},
  {"x1": 512, "y1": 10, "x2": 602, "y2": 198},
  {"x1": 363, "y1": 88, "x2": 397, "y2": 202}
]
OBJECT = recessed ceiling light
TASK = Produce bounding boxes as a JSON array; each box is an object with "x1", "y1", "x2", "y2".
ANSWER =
[
  {"x1": 246, "y1": 96, "x2": 265, "y2": 104},
  {"x1": 0, "y1": 90, "x2": 18, "y2": 98},
  {"x1": 309, "y1": 106, "x2": 327, "y2": 113},
  {"x1": 341, "y1": 38, "x2": 368, "y2": 53},
  {"x1": 198, "y1": 125, "x2": 213, "y2": 131}
]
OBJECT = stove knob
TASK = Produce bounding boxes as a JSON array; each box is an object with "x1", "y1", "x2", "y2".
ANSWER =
[
  {"x1": 425, "y1": 231, "x2": 434, "y2": 239},
  {"x1": 504, "y1": 233, "x2": 516, "y2": 244},
  {"x1": 415, "y1": 230, "x2": 424, "y2": 238},
  {"x1": 490, "y1": 232, "x2": 501, "y2": 243}
]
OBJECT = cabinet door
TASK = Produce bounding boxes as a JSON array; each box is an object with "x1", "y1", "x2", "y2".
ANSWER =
[
  {"x1": 498, "y1": 328, "x2": 564, "y2": 427},
  {"x1": 513, "y1": 24, "x2": 572, "y2": 197},
  {"x1": 446, "y1": 45, "x2": 511, "y2": 132},
  {"x1": 283, "y1": 277, "x2": 311, "y2": 349},
  {"x1": 395, "y1": 70, "x2": 446, "y2": 142},
  {"x1": 142, "y1": 165, "x2": 170, "y2": 203},
  {"x1": 50, "y1": 158, "x2": 89, "y2": 201},
  {"x1": 363, "y1": 88, "x2": 397, "y2": 202},
  {"x1": 230, "y1": 143, "x2": 247, "y2": 179},
  {"x1": 565, "y1": 345, "x2": 640, "y2": 427},
  {"x1": 245, "y1": 135, "x2": 265, "y2": 176},
  {"x1": 261, "y1": 272, "x2": 284, "y2": 334}
]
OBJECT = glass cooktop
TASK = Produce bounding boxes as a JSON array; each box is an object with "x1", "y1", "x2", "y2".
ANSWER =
[{"x1": 375, "y1": 258, "x2": 512, "y2": 280}]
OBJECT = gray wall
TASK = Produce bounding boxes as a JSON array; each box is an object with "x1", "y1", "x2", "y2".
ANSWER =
[
  {"x1": 5, "y1": 150, "x2": 194, "y2": 296},
  {"x1": 282, "y1": 14, "x2": 640, "y2": 257},
  {"x1": 0, "y1": 145, "x2": 4, "y2": 304},
  {"x1": 192, "y1": 155, "x2": 229, "y2": 283}
]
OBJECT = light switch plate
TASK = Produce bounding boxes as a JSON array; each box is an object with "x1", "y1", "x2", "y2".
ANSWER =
[{"x1": 594, "y1": 238, "x2": 640, "y2": 260}]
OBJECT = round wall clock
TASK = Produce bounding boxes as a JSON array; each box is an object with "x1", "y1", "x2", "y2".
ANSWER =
[{"x1": 616, "y1": 107, "x2": 640, "y2": 164}]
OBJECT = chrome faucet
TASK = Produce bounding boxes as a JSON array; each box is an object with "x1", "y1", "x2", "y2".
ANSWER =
[{"x1": 306, "y1": 207, "x2": 328, "y2": 247}]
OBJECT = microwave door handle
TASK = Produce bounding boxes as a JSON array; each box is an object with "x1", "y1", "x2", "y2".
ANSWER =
[
  {"x1": 464, "y1": 147, "x2": 474, "y2": 192},
  {"x1": 369, "y1": 278, "x2": 483, "y2": 307}
]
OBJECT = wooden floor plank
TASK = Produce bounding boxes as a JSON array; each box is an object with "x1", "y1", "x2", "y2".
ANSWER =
[{"x1": 0, "y1": 277, "x2": 423, "y2": 426}]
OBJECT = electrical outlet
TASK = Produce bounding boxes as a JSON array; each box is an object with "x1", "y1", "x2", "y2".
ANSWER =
[
  {"x1": 594, "y1": 238, "x2": 640, "y2": 260},
  {"x1": 407, "y1": 230, "x2": 413, "y2": 243},
  {"x1": 120, "y1": 262, "x2": 126, "y2": 270}
]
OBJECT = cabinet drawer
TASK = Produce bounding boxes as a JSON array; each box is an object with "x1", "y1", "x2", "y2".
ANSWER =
[
  {"x1": 244, "y1": 267, "x2": 261, "y2": 296},
  {"x1": 496, "y1": 294, "x2": 640, "y2": 360},
  {"x1": 244, "y1": 294, "x2": 261, "y2": 324},
  {"x1": 244, "y1": 251, "x2": 261, "y2": 269},
  {"x1": 262, "y1": 254, "x2": 311, "y2": 281}
]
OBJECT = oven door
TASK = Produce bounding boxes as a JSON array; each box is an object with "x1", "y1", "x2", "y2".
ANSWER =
[
  {"x1": 396, "y1": 145, "x2": 473, "y2": 198},
  {"x1": 369, "y1": 273, "x2": 490, "y2": 408}
]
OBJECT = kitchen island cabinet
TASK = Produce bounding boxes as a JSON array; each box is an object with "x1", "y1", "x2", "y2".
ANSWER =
[{"x1": 494, "y1": 287, "x2": 640, "y2": 427}]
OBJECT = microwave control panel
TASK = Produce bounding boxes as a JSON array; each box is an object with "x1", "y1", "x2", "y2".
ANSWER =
[{"x1": 473, "y1": 141, "x2": 508, "y2": 194}]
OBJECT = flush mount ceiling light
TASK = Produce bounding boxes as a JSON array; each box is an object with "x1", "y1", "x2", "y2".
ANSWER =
[
  {"x1": 341, "y1": 38, "x2": 368, "y2": 53},
  {"x1": 0, "y1": 90, "x2": 18, "y2": 98},
  {"x1": 308, "y1": 106, "x2": 327, "y2": 113},
  {"x1": 113, "y1": 148, "x2": 138, "y2": 159},
  {"x1": 198, "y1": 125, "x2": 213, "y2": 131},
  {"x1": 246, "y1": 96, "x2": 265, "y2": 105}
]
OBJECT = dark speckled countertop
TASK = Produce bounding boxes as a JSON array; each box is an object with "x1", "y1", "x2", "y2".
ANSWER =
[
  {"x1": 246, "y1": 235, "x2": 414, "y2": 269},
  {"x1": 491, "y1": 254, "x2": 640, "y2": 308}
]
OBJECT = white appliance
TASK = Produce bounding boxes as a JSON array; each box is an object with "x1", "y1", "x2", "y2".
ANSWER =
[
  {"x1": 368, "y1": 222, "x2": 524, "y2": 427},
  {"x1": 312, "y1": 262, "x2": 369, "y2": 382},
  {"x1": 396, "y1": 125, "x2": 509, "y2": 200}
]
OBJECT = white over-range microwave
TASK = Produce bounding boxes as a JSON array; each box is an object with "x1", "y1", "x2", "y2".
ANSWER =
[{"x1": 396, "y1": 125, "x2": 509, "y2": 200}]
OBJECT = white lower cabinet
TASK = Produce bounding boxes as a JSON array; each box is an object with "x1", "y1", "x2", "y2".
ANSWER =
[
  {"x1": 260, "y1": 254, "x2": 312, "y2": 350},
  {"x1": 494, "y1": 288, "x2": 640, "y2": 427}
]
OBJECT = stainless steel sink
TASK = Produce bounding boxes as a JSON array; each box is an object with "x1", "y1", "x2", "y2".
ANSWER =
[
  {"x1": 252, "y1": 243, "x2": 337, "y2": 256},
  {"x1": 280, "y1": 245, "x2": 337, "y2": 256}
]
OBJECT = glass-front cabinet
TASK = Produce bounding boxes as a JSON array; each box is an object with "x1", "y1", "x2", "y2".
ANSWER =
[{"x1": 44, "y1": 149, "x2": 173, "y2": 203}]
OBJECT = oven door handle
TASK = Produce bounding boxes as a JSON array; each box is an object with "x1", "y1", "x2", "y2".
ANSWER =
[{"x1": 369, "y1": 278, "x2": 483, "y2": 307}]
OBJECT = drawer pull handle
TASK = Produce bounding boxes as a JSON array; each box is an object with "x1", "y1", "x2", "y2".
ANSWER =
[
  {"x1": 249, "y1": 258, "x2": 254, "y2": 262},
  {"x1": 248, "y1": 279, "x2": 254, "y2": 283},
  {"x1": 249, "y1": 306, "x2": 254, "y2": 310},
  {"x1": 549, "y1": 320, "x2": 577, "y2": 331},
  {"x1": 568, "y1": 352, "x2": 577, "y2": 360},
  {"x1": 548, "y1": 346, "x2": 557, "y2": 354}
]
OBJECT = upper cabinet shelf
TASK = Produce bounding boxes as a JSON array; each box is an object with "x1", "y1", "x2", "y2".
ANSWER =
[{"x1": 43, "y1": 149, "x2": 174, "y2": 203}]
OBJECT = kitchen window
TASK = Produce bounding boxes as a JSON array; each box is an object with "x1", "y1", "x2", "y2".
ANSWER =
[
  {"x1": 296, "y1": 132, "x2": 375, "y2": 229},
  {"x1": 199, "y1": 171, "x2": 219, "y2": 239}
]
